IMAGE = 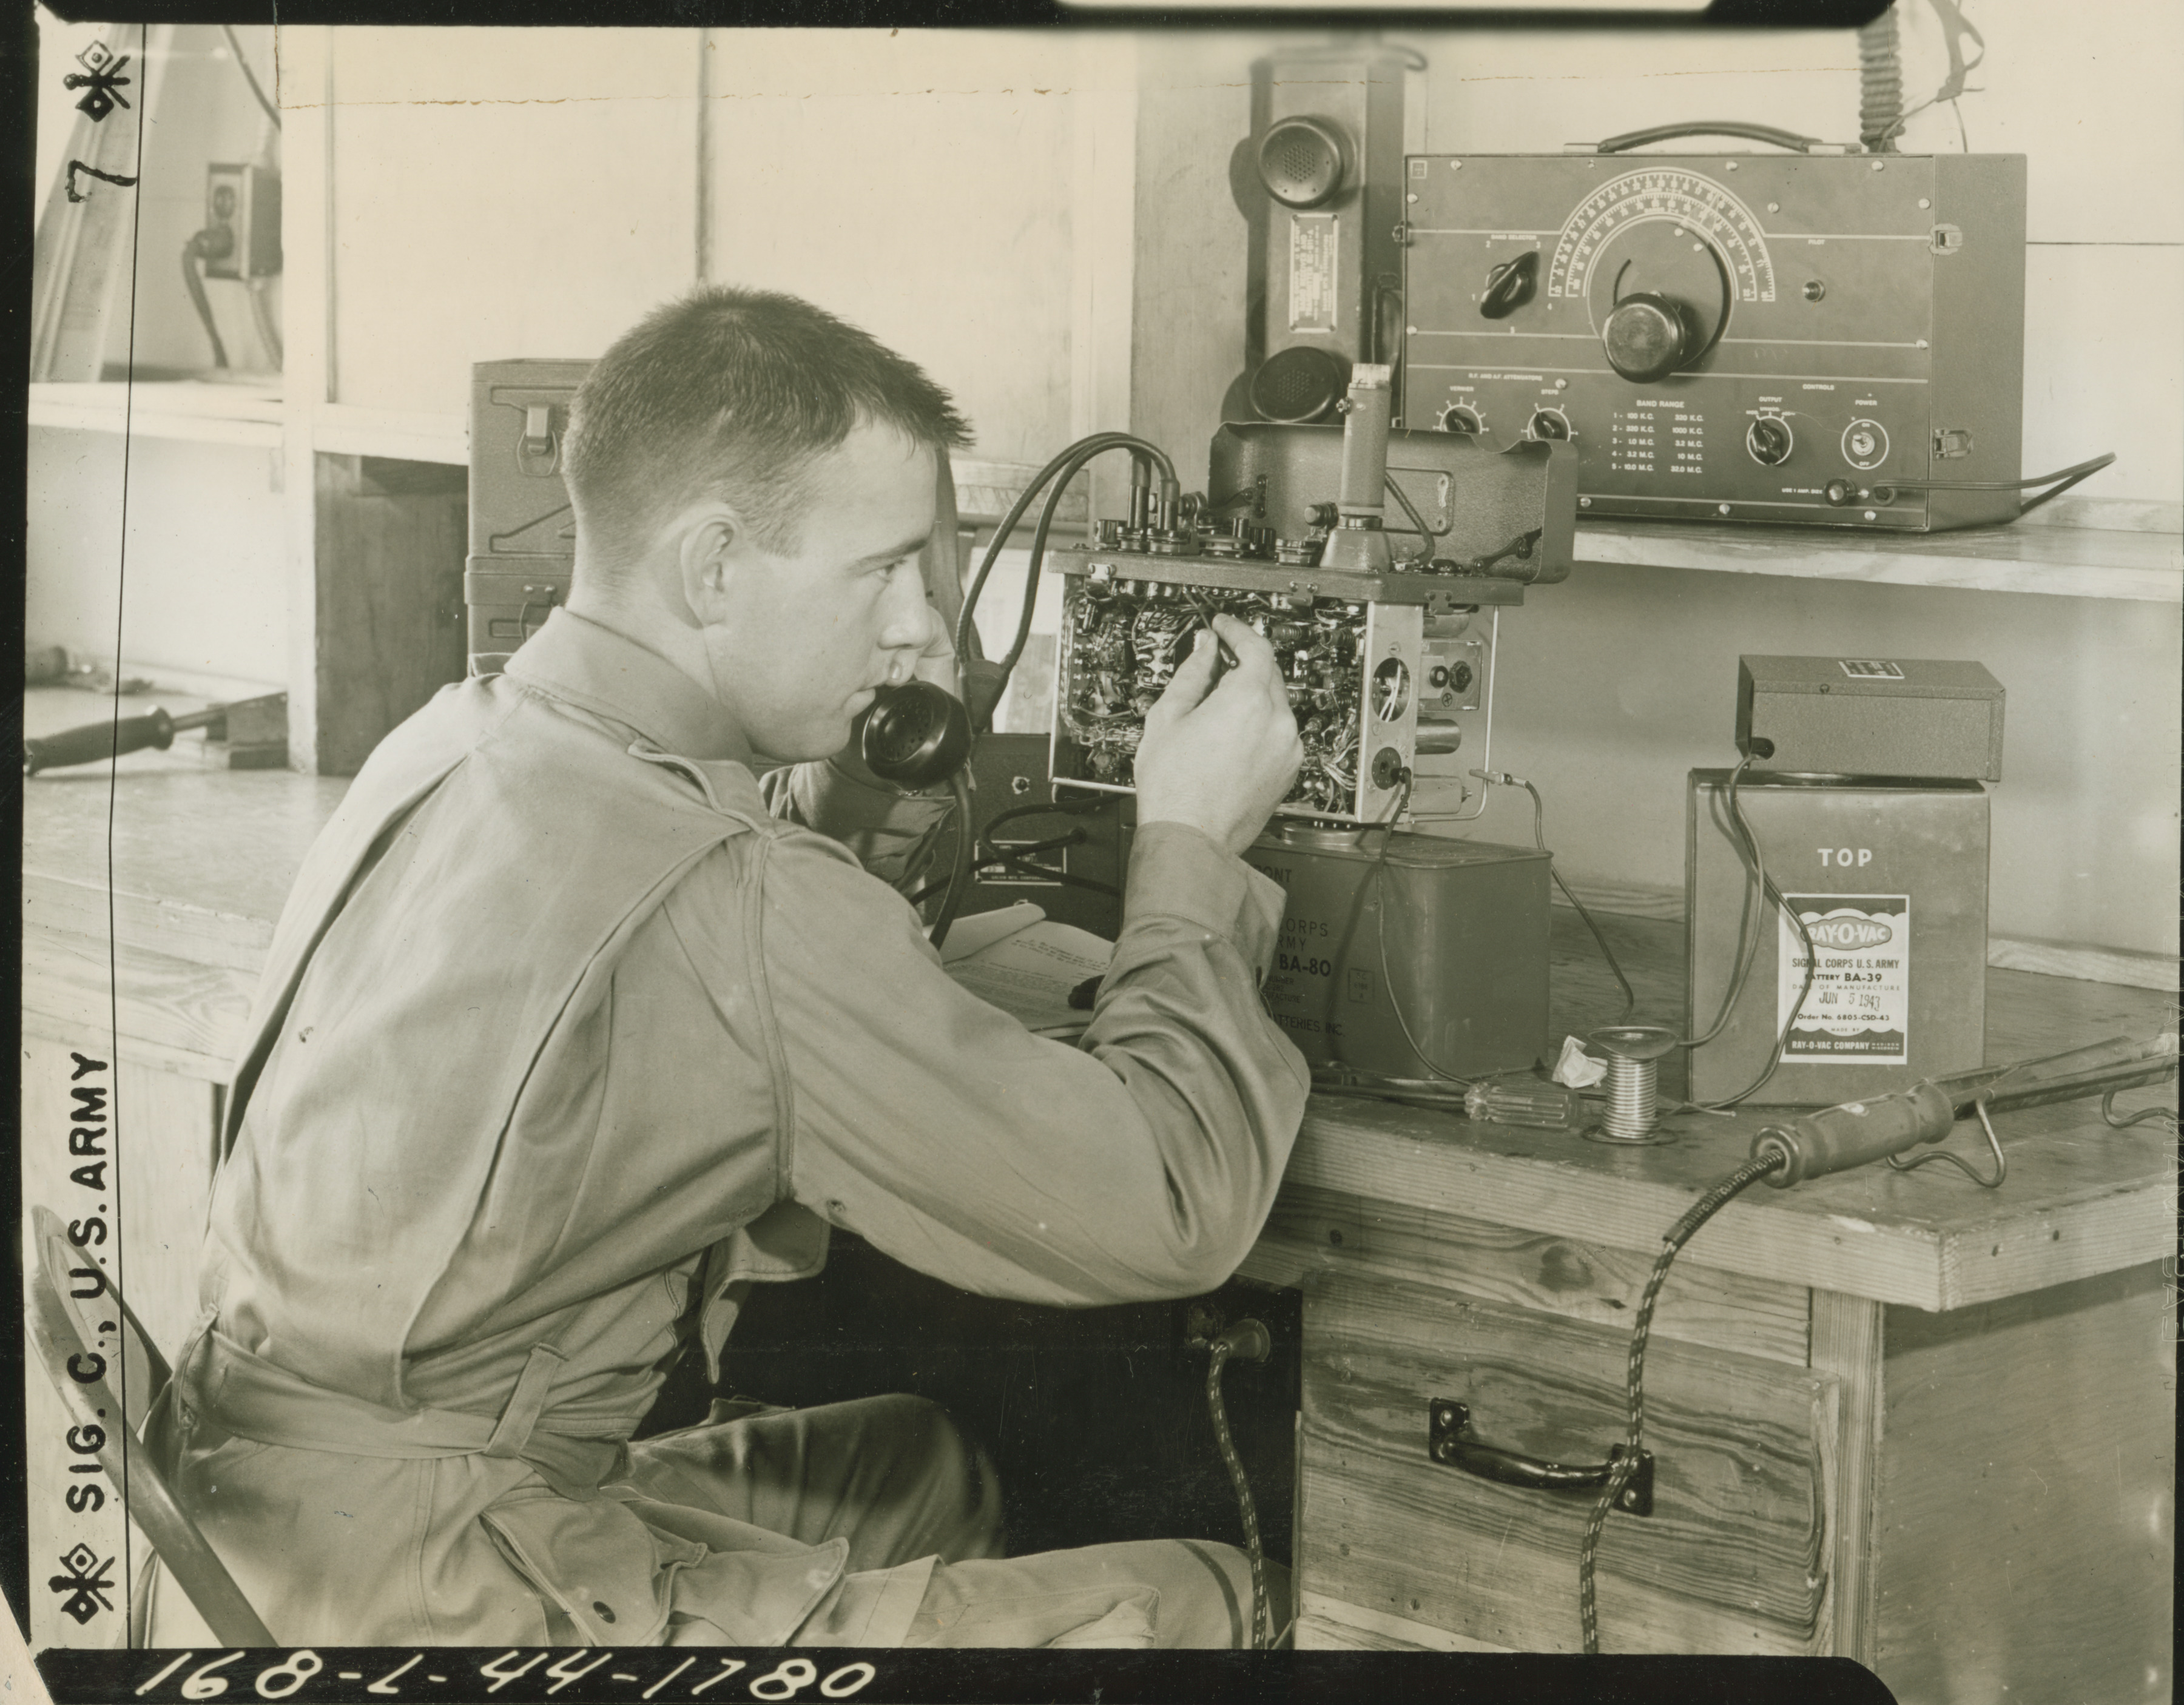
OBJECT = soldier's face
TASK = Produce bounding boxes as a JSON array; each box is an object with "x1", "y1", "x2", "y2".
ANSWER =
[{"x1": 699, "y1": 422, "x2": 940, "y2": 762}]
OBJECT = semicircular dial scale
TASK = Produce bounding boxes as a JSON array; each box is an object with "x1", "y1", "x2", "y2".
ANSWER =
[{"x1": 1547, "y1": 169, "x2": 1778, "y2": 381}]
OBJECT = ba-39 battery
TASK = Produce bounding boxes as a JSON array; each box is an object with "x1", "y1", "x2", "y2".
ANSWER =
[{"x1": 1686, "y1": 770, "x2": 1990, "y2": 1107}]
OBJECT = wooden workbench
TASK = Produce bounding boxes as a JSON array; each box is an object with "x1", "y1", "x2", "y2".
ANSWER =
[
  {"x1": 1236, "y1": 901, "x2": 2177, "y2": 1699},
  {"x1": 18, "y1": 688, "x2": 2177, "y2": 1697}
]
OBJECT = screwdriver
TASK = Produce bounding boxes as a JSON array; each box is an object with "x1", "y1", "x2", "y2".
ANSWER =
[{"x1": 1750, "y1": 1032, "x2": 2178, "y2": 1186}]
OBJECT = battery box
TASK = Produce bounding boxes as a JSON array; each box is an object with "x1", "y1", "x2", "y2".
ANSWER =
[
  {"x1": 1242, "y1": 822, "x2": 1550, "y2": 1081},
  {"x1": 1737, "y1": 654, "x2": 2005, "y2": 782},
  {"x1": 1686, "y1": 770, "x2": 1989, "y2": 1107}
]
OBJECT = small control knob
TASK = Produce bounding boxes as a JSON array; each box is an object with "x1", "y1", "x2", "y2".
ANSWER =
[
  {"x1": 1528, "y1": 408, "x2": 1571, "y2": 442},
  {"x1": 1841, "y1": 419, "x2": 1890, "y2": 471},
  {"x1": 1437, "y1": 403, "x2": 1483, "y2": 435},
  {"x1": 1601, "y1": 291, "x2": 1698, "y2": 384},
  {"x1": 1747, "y1": 415, "x2": 1793, "y2": 466},
  {"x1": 1479, "y1": 251, "x2": 1539, "y2": 320}
]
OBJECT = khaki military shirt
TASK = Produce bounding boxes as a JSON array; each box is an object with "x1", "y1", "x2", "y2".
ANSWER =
[{"x1": 155, "y1": 608, "x2": 1309, "y2": 1646}]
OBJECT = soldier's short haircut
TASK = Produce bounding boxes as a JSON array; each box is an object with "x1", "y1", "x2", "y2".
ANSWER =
[{"x1": 564, "y1": 286, "x2": 970, "y2": 574}]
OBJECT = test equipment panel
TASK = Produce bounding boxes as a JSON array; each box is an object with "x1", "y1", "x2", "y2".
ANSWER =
[{"x1": 1398, "y1": 152, "x2": 2026, "y2": 530}]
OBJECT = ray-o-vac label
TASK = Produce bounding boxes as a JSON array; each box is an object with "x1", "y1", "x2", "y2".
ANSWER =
[{"x1": 1779, "y1": 895, "x2": 1910, "y2": 1064}]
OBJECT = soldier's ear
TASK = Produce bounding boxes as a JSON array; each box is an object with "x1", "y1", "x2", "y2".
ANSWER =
[{"x1": 675, "y1": 503, "x2": 750, "y2": 623}]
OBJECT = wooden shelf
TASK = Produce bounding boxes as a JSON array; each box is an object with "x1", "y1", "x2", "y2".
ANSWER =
[
  {"x1": 311, "y1": 403, "x2": 468, "y2": 465},
  {"x1": 1575, "y1": 513, "x2": 2182, "y2": 603},
  {"x1": 28, "y1": 380, "x2": 283, "y2": 448}
]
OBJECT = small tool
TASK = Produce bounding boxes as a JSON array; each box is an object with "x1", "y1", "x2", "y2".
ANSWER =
[
  {"x1": 1751, "y1": 1032, "x2": 2178, "y2": 1188},
  {"x1": 23, "y1": 692, "x2": 288, "y2": 775}
]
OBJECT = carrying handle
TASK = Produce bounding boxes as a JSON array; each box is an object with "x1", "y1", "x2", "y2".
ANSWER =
[
  {"x1": 1428, "y1": 1400, "x2": 1654, "y2": 1516},
  {"x1": 1594, "y1": 121, "x2": 1821, "y2": 155}
]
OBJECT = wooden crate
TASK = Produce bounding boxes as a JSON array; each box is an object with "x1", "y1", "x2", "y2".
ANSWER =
[{"x1": 1297, "y1": 1269, "x2": 1840, "y2": 1655}]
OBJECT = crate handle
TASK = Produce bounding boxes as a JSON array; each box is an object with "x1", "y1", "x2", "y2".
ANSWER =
[{"x1": 1427, "y1": 1399, "x2": 1653, "y2": 1516}]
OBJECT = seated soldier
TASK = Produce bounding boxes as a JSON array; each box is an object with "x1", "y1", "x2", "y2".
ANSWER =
[{"x1": 145, "y1": 286, "x2": 1309, "y2": 1650}]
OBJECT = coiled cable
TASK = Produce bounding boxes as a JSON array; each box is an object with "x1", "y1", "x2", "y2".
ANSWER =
[{"x1": 1857, "y1": 4, "x2": 1904, "y2": 153}]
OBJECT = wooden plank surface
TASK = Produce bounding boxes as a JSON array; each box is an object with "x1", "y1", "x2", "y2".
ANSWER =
[
  {"x1": 1298, "y1": 1270, "x2": 1839, "y2": 1655},
  {"x1": 1574, "y1": 517, "x2": 2183, "y2": 604},
  {"x1": 1240, "y1": 1184, "x2": 1811, "y2": 1365},
  {"x1": 1293, "y1": 1592, "x2": 1512, "y2": 1652},
  {"x1": 21, "y1": 691, "x2": 347, "y2": 920},
  {"x1": 22, "y1": 929, "x2": 257, "y2": 1071},
  {"x1": 19, "y1": 742, "x2": 2173, "y2": 1306},
  {"x1": 312, "y1": 455, "x2": 470, "y2": 776},
  {"x1": 1808, "y1": 1291, "x2": 1883, "y2": 1668},
  {"x1": 1873, "y1": 1263, "x2": 2176, "y2": 1705}
]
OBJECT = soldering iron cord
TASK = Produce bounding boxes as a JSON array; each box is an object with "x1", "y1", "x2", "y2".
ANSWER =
[
  {"x1": 1577, "y1": 1151, "x2": 1787, "y2": 1653},
  {"x1": 1205, "y1": 1339, "x2": 1272, "y2": 1650}
]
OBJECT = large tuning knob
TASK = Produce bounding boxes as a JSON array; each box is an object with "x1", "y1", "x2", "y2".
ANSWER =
[{"x1": 1601, "y1": 290, "x2": 1700, "y2": 385}]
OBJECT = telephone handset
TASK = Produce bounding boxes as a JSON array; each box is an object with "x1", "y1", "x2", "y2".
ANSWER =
[
  {"x1": 859, "y1": 681, "x2": 971, "y2": 790},
  {"x1": 858, "y1": 681, "x2": 976, "y2": 947}
]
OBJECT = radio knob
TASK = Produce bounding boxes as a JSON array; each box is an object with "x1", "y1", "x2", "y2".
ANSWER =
[
  {"x1": 1747, "y1": 415, "x2": 1794, "y2": 466},
  {"x1": 1602, "y1": 291, "x2": 1698, "y2": 383},
  {"x1": 1437, "y1": 403, "x2": 1483, "y2": 435}
]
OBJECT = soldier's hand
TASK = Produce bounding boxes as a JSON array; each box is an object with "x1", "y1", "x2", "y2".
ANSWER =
[{"x1": 1133, "y1": 614, "x2": 1303, "y2": 857}]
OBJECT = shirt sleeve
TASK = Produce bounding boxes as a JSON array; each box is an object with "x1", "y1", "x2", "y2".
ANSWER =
[
  {"x1": 759, "y1": 756, "x2": 954, "y2": 889},
  {"x1": 681, "y1": 818, "x2": 1311, "y2": 1308}
]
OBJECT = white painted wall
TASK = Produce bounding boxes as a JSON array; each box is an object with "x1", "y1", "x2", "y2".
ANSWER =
[
  {"x1": 320, "y1": 27, "x2": 1130, "y2": 466},
  {"x1": 25, "y1": 429, "x2": 289, "y2": 685}
]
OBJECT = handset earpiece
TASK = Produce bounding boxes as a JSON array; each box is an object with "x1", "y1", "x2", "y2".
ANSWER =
[{"x1": 860, "y1": 680, "x2": 972, "y2": 790}]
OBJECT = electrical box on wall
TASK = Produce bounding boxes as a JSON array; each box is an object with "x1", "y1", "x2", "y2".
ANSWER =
[{"x1": 201, "y1": 163, "x2": 281, "y2": 280}]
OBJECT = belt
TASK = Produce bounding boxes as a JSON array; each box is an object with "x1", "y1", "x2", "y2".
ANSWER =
[{"x1": 182, "y1": 1328, "x2": 632, "y2": 1500}]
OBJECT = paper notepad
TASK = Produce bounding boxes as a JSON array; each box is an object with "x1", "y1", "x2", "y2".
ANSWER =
[{"x1": 941, "y1": 902, "x2": 1114, "y2": 1038}]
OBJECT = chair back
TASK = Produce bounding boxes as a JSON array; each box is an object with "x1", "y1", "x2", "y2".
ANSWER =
[{"x1": 25, "y1": 1205, "x2": 275, "y2": 1646}]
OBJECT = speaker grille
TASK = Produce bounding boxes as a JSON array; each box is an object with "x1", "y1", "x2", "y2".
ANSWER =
[
  {"x1": 1258, "y1": 116, "x2": 1347, "y2": 209},
  {"x1": 1250, "y1": 346, "x2": 1349, "y2": 424}
]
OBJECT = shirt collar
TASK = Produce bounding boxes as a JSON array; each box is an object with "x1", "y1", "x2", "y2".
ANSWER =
[{"x1": 503, "y1": 607, "x2": 755, "y2": 765}]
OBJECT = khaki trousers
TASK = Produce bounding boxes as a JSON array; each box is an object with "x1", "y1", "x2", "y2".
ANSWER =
[{"x1": 635, "y1": 1394, "x2": 1284, "y2": 1649}]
